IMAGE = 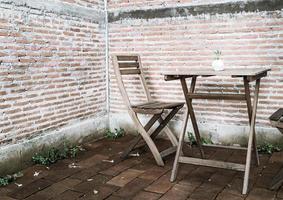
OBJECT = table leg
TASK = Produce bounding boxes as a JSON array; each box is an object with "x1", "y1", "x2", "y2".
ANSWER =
[
  {"x1": 242, "y1": 79, "x2": 261, "y2": 194},
  {"x1": 244, "y1": 77, "x2": 260, "y2": 166},
  {"x1": 171, "y1": 76, "x2": 204, "y2": 182},
  {"x1": 170, "y1": 107, "x2": 189, "y2": 182},
  {"x1": 186, "y1": 77, "x2": 204, "y2": 158}
]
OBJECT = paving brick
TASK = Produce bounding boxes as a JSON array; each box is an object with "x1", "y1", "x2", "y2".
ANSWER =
[
  {"x1": 26, "y1": 178, "x2": 81, "y2": 199},
  {"x1": 71, "y1": 155, "x2": 122, "y2": 180},
  {"x1": 211, "y1": 149, "x2": 233, "y2": 161},
  {"x1": 145, "y1": 171, "x2": 174, "y2": 194},
  {"x1": 175, "y1": 164, "x2": 197, "y2": 181},
  {"x1": 182, "y1": 166, "x2": 216, "y2": 184},
  {"x1": 246, "y1": 188, "x2": 276, "y2": 200},
  {"x1": 9, "y1": 178, "x2": 53, "y2": 199},
  {"x1": 159, "y1": 183, "x2": 195, "y2": 200},
  {"x1": 1, "y1": 197, "x2": 16, "y2": 200},
  {"x1": 177, "y1": 178, "x2": 202, "y2": 190},
  {"x1": 73, "y1": 174, "x2": 112, "y2": 193},
  {"x1": 270, "y1": 152, "x2": 283, "y2": 163},
  {"x1": 15, "y1": 165, "x2": 50, "y2": 185},
  {"x1": 71, "y1": 164, "x2": 103, "y2": 180},
  {"x1": 78, "y1": 154, "x2": 109, "y2": 168},
  {"x1": 206, "y1": 170, "x2": 236, "y2": 187},
  {"x1": 132, "y1": 191, "x2": 161, "y2": 200},
  {"x1": 262, "y1": 163, "x2": 283, "y2": 175},
  {"x1": 100, "y1": 158, "x2": 141, "y2": 176},
  {"x1": 0, "y1": 186, "x2": 13, "y2": 197},
  {"x1": 139, "y1": 165, "x2": 170, "y2": 181},
  {"x1": 107, "y1": 169, "x2": 145, "y2": 187},
  {"x1": 131, "y1": 157, "x2": 156, "y2": 171},
  {"x1": 189, "y1": 183, "x2": 223, "y2": 200},
  {"x1": 255, "y1": 173, "x2": 274, "y2": 189},
  {"x1": 24, "y1": 194, "x2": 46, "y2": 200},
  {"x1": 44, "y1": 167, "x2": 81, "y2": 182},
  {"x1": 222, "y1": 176, "x2": 246, "y2": 196},
  {"x1": 277, "y1": 187, "x2": 283, "y2": 198},
  {"x1": 79, "y1": 185, "x2": 120, "y2": 200},
  {"x1": 216, "y1": 192, "x2": 245, "y2": 200},
  {"x1": 105, "y1": 195, "x2": 124, "y2": 200},
  {"x1": 53, "y1": 189, "x2": 83, "y2": 200},
  {"x1": 114, "y1": 178, "x2": 152, "y2": 198}
]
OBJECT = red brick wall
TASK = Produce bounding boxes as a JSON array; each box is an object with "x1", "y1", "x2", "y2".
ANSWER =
[
  {"x1": 108, "y1": 3, "x2": 283, "y2": 131},
  {"x1": 60, "y1": 0, "x2": 104, "y2": 9},
  {"x1": 0, "y1": 1, "x2": 106, "y2": 145}
]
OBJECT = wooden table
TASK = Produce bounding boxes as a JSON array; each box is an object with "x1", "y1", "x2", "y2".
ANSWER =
[{"x1": 163, "y1": 68, "x2": 270, "y2": 194}]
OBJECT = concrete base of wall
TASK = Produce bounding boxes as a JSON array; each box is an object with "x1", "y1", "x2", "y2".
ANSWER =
[
  {"x1": 110, "y1": 112, "x2": 283, "y2": 146},
  {"x1": 0, "y1": 115, "x2": 108, "y2": 176}
]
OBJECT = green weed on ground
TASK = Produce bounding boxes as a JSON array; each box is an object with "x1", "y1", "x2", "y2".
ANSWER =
[
  {"x1": 187, "y1": 132, "x2": 213, "y2": 145},
  {"x1": 188, "y1": 132, "x2": 282, "y2": 154},
  {"x1": 0, "y1": 172, "x2": 23, "y2": 187},
  {"x1": 32, "y1": 142, "x2": 81, "y2": 166},
  {"x1": 105, "y1": 128, "x2": 125, "y2": 139},
  {"x1": 257, "y1": 142, "x2": 281, "y2": 154}
]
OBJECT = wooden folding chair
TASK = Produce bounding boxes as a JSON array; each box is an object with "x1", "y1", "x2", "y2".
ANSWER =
[
  {"x1": 112, "y1": 54, "x2": 184, "y2": 166},
  {"x1": 269, "y1": 108, "x2": 283, "y2": 190}
]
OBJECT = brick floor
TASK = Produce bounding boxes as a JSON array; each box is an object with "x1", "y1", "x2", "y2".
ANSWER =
[{"x1": 2, "y1": 136, "x2": 283, "y2": 199}]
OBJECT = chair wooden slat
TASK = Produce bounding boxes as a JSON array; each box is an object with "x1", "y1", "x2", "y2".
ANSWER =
[
  {"x1": 132, "y1": 108, "x2": 164, "y2": 114},
  {"x1": 269, "y1": 108, "x2": 283, "y2": 122},
  {"x1": 117, "y1": 55, "x2": 138, "y2": 61},
  {"x1": 132, "y1": 101, "x2": 184, "y2": 109},
  {"x1": 120, "y1": 69, "x2": 141, "y2": 75},
  {"x1": 118, "y1": 62, "x2": 140, "y2": 68}
]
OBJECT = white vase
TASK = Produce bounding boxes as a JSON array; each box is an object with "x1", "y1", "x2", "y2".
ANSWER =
[{"x1": 212, "y1": 60, "x2": 224, "y2": 71}]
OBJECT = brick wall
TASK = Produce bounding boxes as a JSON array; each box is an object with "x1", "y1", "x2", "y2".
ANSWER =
[
  {"x1": 59, "y1": 0, "x2": 104, "y2": 9},
  {"x1": 0, "y1": 0, "x2": 106, "y2": 146},
  {"x1": 108, "y1": 0, "x2": 283, "y2": 143}
]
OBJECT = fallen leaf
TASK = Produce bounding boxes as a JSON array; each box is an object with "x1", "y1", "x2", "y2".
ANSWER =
[
  {"x1": 15, "y1": 183, "x2": 23, "y2": 187},
  {"x1": 33, "y1": 171, "x2": 41, "y2": 177},
  {"x1": 102, "y1": 159, "x2": 114, "y2": 163},
  {"x1": 93, "y1": 189, "x2": 99, "y2": 194},
  {"x1": 68, "y1": 163, "x2": 81, "y2": 168}
]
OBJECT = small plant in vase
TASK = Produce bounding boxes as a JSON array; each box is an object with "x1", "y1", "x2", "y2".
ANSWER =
[{"x1": 212, "y1": 50, "x2": 224, "y2": 71}]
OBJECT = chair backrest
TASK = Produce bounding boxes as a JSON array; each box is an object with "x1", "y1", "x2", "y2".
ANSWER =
[{"x1": 112, "y1": 54, "x2": 152, "y2": 108}]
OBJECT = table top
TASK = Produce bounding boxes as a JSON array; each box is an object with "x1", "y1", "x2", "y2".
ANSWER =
[{"x1": 163, "y1": 68, "x2": 271, "y2": 77}]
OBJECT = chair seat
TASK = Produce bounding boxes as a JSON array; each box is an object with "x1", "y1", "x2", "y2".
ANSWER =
[
  {"x1": 269, "y1": 108, "x2": 283, "y2": 122},
  {"x1": 270, "y1": 108, "x2": 283, "y2": 133},
  {"x1": 131, "y1": 101, "x2": 184, "y2": 114}
]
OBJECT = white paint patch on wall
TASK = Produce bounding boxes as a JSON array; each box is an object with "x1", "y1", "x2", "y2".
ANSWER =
[
  {"x1": 110, "y1": 112, "x2": 282, "y2": 146},
  {"x1": 0, "y1": 115, "x2": 107, "y2": 175}
]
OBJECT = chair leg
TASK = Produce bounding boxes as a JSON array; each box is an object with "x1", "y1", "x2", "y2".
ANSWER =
[
  {"x1": 129, "y1": 111, "x2": 165, "y2": 166},
  {"x1": 156, "y1": 106, "x2": 182, "y2": 146},
  {"x1": 120, "y1": 135, "x2": 142, "y2": 159},
  {"x1": 121, "y1": 114, "x2": 161, "y2": 159},
  {"x1": 162, "y1": 126, "x2": 178, "y2": 147},
  {"x1": 123, "y1": 106, "x2": 182, "y2": 165}
]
